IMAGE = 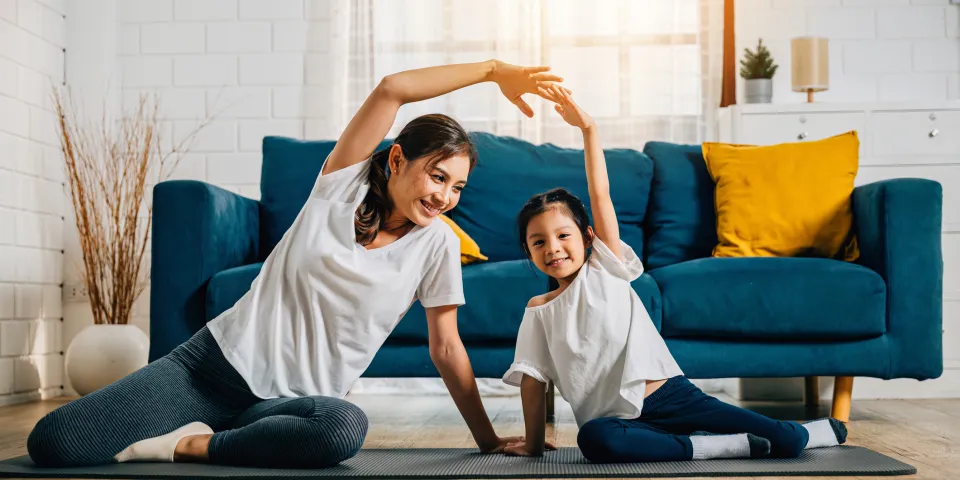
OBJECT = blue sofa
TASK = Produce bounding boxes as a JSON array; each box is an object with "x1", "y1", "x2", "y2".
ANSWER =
[{"x1": 150, "y1": 134, "x2": 943, "y2": 420}]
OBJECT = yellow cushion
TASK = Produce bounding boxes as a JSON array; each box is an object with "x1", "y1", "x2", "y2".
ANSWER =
[
  {"x1": 701, "y1": 131, "x2": 860, "y2": 261},
  {"x1": 439, "y1": 214, "x2": 489, "y2": 265}
]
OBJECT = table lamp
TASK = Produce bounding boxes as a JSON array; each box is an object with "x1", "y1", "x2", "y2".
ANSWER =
[{"x1": 791, "y1": 36, "x2": 829, "y2": 102}]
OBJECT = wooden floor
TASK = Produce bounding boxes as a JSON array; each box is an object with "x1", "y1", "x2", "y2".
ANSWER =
[{"x1": 1, "y1": 393, "x2": 958, "y2": 479}]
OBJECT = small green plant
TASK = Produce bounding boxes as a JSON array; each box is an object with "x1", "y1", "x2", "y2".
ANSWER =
[{"x1": 740, "y1": 39, "x2": 778, "y2": 80}]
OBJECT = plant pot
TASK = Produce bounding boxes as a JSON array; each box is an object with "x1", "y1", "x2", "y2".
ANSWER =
[
  {"x1": 744, "y1": 78, "x2": 773, "y2": 104},
  {"x1": 65, "y1": 324, "x2": 150, "y2": 396}
]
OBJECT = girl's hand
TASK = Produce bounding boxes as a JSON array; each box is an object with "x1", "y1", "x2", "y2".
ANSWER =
[
  {"x1": 478, "y1": 435, "x2": 524, "y2": 454},
  {"x1": 503, "y1": 440, "x2": 558, "y2": 456},
  {"x1": 549, "y1": 84, "x2": 596, "y2": 130},
  {"x1": 491, "y1": 61, "x2": 567, "y2": 118}
]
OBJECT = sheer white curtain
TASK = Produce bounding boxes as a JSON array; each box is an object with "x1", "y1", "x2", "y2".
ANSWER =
[
  {"x1": 322, "y1": 0, "x2": 725, "y2": 149},
  {"x1": 324, "y1": 0, "x2": 726, "y2": 395}
]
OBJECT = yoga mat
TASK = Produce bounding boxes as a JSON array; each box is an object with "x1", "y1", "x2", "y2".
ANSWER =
[{"x1": 0, "y1": 446, "x2": 916, "y2": 478}]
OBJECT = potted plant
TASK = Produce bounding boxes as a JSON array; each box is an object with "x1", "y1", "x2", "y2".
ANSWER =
[
  {"x1": 740, "y1": 39, "x2": 778, "y2": 104},
  {"x1": 55, "y1": 90, "x2": 211, "y2": 395}
]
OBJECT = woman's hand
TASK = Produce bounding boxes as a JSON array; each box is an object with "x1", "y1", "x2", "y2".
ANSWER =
[
  {"x1": 550, "y1": 84, "x2": 595, "y2": 130},
  {"x1": 490, "y1": 61, "x2": 567, "y2": 118},
  {"x1": 503, "y1": 439, "x2": 558, "y2": 456}
]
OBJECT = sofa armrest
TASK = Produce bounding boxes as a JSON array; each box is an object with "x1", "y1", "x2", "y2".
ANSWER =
[
  {"x1": 853, "y1": 178, "x2": 943, "y2": 379},
  {"x1": 150, "y1": 181, "x2": 260, "y2": 362}
]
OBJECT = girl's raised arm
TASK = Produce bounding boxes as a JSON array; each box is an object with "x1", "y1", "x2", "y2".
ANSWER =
[{"x1": 549, "y1": 85, "x2": 622, "y2": 260}]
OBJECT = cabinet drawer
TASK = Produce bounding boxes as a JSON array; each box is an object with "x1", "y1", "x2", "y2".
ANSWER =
[
  {"x1": 872, "y1": 110, "x2": 960, "y2": 159},
  {"x1": 739, "y1": 112, "x2": 866, "y2": 146}
]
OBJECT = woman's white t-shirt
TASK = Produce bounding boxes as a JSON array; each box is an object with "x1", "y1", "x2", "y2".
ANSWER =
[
  {"x1": 502, "y1": 238, "x2": 683, "y2": 428},
  {"x1": 208, "y1": 158, "x2": 465, "y2": 399}
]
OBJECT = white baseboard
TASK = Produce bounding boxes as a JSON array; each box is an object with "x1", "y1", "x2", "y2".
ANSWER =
[
  {"x1": 0, "y1": 387, "x2": 63, "y2": 407},
  {"x1": 728, "y1": 370, "x2": 960, "y2": 401}
]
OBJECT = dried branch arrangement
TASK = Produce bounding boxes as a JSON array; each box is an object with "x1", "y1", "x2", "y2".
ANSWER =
[{"x1": 54, "y1": 89, "x2": 211, "y2": 324}]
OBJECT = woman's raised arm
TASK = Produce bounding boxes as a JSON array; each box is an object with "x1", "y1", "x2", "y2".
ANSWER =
[{"x1": 322, "y1": 60, "x2": 564, "y2": 176}]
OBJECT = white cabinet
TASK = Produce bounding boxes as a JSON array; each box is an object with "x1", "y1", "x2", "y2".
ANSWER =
[
  {"x1": 738, "y1": 112, "x2": 867, "y2": 146},
  {"x1": 717, "y1": 101, "x2": 960, "y2": 167}
]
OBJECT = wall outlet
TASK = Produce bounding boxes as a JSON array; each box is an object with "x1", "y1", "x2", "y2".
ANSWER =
[{"x1": 63, "y1": 284, "x2": 89, "y2": 303}]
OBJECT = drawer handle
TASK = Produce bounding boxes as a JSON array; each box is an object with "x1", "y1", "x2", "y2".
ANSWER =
[
  {"x1": 929, "y1": 129, "x2": 939, "y2": 138},
  {"x1": 798, "y1": 132, "x2": 808, "y2": 140}
]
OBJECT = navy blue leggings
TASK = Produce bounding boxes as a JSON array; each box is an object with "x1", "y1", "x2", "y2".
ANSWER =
[
  {"x1": 27, "y1": 326, "x2": 368, "y2": 468},
  {"x1": 577, "y1": 376, "x2": 809, "y2": 463}
]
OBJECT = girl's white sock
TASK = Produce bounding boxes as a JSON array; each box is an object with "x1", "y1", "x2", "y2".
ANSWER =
[
  {"x1": 113, "y1": 422, "x2": 213, "y2": 463},
  {"x1": 689, "y1": 433, "x2": 770, "y2": 460},
  {"x1": 803, "y1": 418, "x2": 847, "y2": 449}
]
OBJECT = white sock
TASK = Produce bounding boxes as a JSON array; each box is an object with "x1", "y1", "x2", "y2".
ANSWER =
[
  {"x1": 113, "y1": 422, "x2": 213, "y2": 463},
  {"x1": 803, "y1": 419, "x2": 840, "y2": 449},
  {"x1": 689, "y1": 433, "x2": 750, "y2": 460}
]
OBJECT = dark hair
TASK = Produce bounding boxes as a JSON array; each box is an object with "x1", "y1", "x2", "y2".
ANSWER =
[
  {"x1": 356, "y1": 114, "x2": 479, "y2": 246},
  {"x1": 516, "y1": 187, "x2": 591, "y2": 257}
]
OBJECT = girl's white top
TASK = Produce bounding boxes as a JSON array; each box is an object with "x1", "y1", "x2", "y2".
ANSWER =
[
  {"x1": 502, "y1": 238, "x2": 683, "y2": 427},
  {"x1": 209, "y1": 158, "x2": 465, "y2": 399}
]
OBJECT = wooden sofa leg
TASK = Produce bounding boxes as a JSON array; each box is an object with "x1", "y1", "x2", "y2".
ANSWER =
[
  {"x1": 804, "y1": 376, "x2": 820, "y2": 407},
  {"x1": 831, "y1": 376, "x2": 854, "y2": 423},
  {"x1": 546, "y1": 381, "x2": 555, "y2": 422}
]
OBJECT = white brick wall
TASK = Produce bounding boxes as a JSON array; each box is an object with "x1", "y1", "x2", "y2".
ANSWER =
[
  {"x1": 114, "y1": 0, "x2": 326, "y2": 193},
  {"x1": 0, "y1": 0, "x2": 65, "y2": 405},
  {"x1": 736, "y1": 1, "x2": 960, "y2": 103}
]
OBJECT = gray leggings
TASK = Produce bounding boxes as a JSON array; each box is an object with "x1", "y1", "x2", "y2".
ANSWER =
[{"x1": 27, "y1": 326, "x2": 368, "y2": 468}]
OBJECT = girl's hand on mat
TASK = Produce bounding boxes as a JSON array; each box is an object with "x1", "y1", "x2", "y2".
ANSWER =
[
  {"x1": 550, "y1": 84, "x2": 595, "y2": 131},
  {"x1": 490, "y1": 60, "x2": 568, "y2": 118},
  {"x1": 479, "y1": 435, "x2": 525, "y2": 454},
  {"x1": 503, "y1": 440, "x2": 558, "y2": 456}
]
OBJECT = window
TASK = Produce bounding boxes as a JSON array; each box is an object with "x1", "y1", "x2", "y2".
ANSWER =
[{"x1": 353, "y1": 0, "x2": 718, "y2": 148}]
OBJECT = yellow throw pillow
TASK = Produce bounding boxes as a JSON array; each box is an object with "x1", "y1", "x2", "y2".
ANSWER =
[
  {"x1": 701, "y1": 131, "x2": 860, "y2": 261},
  {"x1": 439, "y1": 214, "x2": 489, "y2": 265}
]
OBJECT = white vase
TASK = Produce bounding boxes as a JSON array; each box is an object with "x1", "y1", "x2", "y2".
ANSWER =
[
  {"x1": 744, "y1": 78, "x2": 773, "y2": 104},
  {"x1": 65, "y1": 324, "x2": 150, "y2": 396}
]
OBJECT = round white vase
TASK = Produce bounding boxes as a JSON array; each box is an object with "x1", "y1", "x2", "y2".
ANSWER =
[{"x1": 65, "y1": 324, "x2": 150, "y2": 396}]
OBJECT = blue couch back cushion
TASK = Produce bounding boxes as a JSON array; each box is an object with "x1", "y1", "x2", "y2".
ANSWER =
[
  {"x1": 642, "y1": 141, "x2": 717, "y2": 270},
  {"x1": 452, "y1": 132, "x2": 654, "y2": 263},
  {"x1": 259, "y1": 136, "x2": 392, "y2": 259}
]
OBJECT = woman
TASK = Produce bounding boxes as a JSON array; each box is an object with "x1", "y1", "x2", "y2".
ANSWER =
[{"x1": 27, "y1": 60, "x2": 564, "y2": 469}]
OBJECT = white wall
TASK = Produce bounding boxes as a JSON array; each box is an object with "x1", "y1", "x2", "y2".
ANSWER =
[
  {"x1": 0, "y1": 0, "x2": 67, "y2": 406},
  {"x1": 49, "y1": 0, "x2": 960, "y2": 402},
  {"x1": 736, "y1": 0, "x2": 960, "y2": 104}
]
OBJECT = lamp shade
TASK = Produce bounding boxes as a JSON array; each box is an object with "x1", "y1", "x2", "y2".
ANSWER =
[{"x1": 791, "y1": 36, "x2": 829, "y2": 92}]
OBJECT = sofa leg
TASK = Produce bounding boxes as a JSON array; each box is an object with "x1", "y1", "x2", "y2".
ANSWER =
[
  {"x1": 831, "y1": 376, "x2": 854, "y2": 423},
  {"x1": 546, "y1": 381, "x2": 555, "y2": 422},
  {"x1": 804, "y1": 376, "x2": 820, "y2": 407}
]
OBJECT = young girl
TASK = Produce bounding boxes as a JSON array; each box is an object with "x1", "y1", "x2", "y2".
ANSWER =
[{"x1": 501, "y1": 85, "x2": 848, "y2": 463}]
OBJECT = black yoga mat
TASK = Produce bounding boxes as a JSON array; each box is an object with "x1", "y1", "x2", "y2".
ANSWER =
[{"x1": 0, "y1": 446, "x2": 916, "y2": 478}]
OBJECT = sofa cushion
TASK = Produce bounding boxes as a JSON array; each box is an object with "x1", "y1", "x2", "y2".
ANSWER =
[
  {"x1": 632, "y1": 274, "x2": 663, "y2": 331},
  {"x1": 206, "y1": 263, "x2": 263, "y2": 320},
  {"x1": 259, "y1": 136, "x2": 392, "y2": 259},
  {"x1": 390, "y1": 259, "x2": 549, "y2": 343},
  {"x1": 450, "y1": 132, "x2": 654, "y2": 263},
  {"x1": 641, "y1": 142, "x2": 717, "y2": 270},
  {"x1": 649, "y1": 257, "x2": 886, "y2": 340},
  {"x1": 702, "y1": 132, "x2": 860, "y2": 261}
]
